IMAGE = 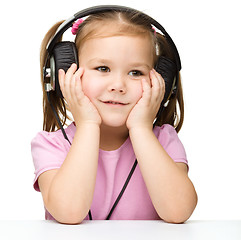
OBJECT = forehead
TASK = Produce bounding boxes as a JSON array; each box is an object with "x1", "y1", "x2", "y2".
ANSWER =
[
  {"x1": 79, "y1": 35, "x2": 154, "y2": 66},
  {"x1": 81, "y1": 19, "x2": 152, "y2": 39}
]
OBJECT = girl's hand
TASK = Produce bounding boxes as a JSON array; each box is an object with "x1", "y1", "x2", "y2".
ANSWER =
[
  {"x1": 126, "y1": 69, "x2": 165, "y2": 131},
  {"x1": 59, "y1": 64, "x2": 102, "y2": 127}
]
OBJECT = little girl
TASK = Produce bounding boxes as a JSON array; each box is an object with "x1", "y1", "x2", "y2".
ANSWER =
[{"x1": 31, "y1": 5, "x2": 197, "y2": 224}]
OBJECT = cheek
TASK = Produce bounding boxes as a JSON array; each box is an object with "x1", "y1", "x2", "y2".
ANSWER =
[{"x1": 81, "y1": 72, "x2": 102, "y2": 100}]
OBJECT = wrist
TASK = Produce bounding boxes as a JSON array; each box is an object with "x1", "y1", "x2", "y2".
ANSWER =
[
  {"x1": 128, "y1": 122, "x2": 153, "y2": 132},
  {"x1": 75, "y1": 121, "x2": 101, "y2": 131},
  {"x1": 128, "y1": 124, "x2": 153, "y2": 136},
  {"x1": 75, "y1": 119, "x2": 101, "y2": 128}
]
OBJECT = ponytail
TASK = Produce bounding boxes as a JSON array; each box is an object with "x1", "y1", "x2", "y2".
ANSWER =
[
  {"x1": 40, "y1": 20, "x2": 71, "y2": 132},
  {"x1": 154, "y1": 33, "x2": 184, "y2": 133}
]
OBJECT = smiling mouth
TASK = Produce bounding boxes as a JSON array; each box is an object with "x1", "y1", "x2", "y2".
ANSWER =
[{"x1": 102, "y1": 100, "x2": 128, "y2": 105}]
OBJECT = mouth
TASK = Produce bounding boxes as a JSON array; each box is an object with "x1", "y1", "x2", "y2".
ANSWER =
[{"x1": 101, "y1": 100, "x2": 128, "y2": 105}]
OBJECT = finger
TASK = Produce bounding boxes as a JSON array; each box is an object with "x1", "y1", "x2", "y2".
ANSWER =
[
  {"x1": 151, "y1": 69, "x2": 165, "y2": 102},
  {"x1": 154, "y1": 69, "x2": 165, "y2": 87},
  {"x1": 141, "y1": 78, "x2": 152, "y2": 104},
  {"x1": 66, "y1": 63, "x2": 78, "y2": 75},
  {"x1": 58, "y1": 69, "x2": 67, "y2": 98},
  {"x1": 74, "y1": 67, "x2": 84, "y2": 91},
  {"x1": 156, "y1": 70, "x2": 166, "y2": 102},
  {"x1": 64, "y1": 63, "x2": 78, "y2": 85},
  {"x1": 150, "y1": 70, "x2": 161, "y2": 100},
  {"x1": 63, "y1": 63, "x2": 78, "y2": 99},
  {"x1": 153, "y1": 69, "x2": 165, "y2": 91},
  {"x1": 74, "y1": 68, "x2": 85, "y2": 101},
  {"x1": 70, "y1": 67, "x2": 84, "y2": 102}
]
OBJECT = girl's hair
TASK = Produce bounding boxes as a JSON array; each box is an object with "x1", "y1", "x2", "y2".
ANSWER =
[{"x1": 40, "y1": 10, "x2": 184, "y2": 133}]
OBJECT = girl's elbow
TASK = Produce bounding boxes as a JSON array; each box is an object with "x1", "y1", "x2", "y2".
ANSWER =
[
  {"x1": 54, "y1": 209, "x2": 87, "y2": 225},
  {"x1": 46, "y1": 202, "x2": 88, "y2": 225},
  {"x1": 56, "y1": 215, "x2": 84, "y2": 225},
  {"x1": 163, "y1": 213, "x2": 190, "y2": 224},
  {"x1": 161, "y1": 198, "x2": 198, "y2": 224},
  {"x1": 161, "y1": 209, "x2": 192, "y2": 224},
  {"x1": 170, "y1": 191, "x2": 198, "y2": 223}
]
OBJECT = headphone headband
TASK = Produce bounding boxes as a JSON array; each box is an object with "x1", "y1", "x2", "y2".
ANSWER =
[{"x1": 47, "y1": 5, "x2": 181, "y2": 71}]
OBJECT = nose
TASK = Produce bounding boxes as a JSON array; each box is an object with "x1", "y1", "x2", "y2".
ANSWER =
[{"x1": 108, "y1": 74, "x2": 126, "y2": 94}]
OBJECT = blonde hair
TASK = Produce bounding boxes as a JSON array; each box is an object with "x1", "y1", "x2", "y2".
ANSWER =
[{"x1": 40, "y1": 10, "x2": 184, "y2": 133}]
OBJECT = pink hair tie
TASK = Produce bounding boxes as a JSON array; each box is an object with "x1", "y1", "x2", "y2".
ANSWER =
[
  {"x1": 152, "y1": 26, "x2": 156, "y2": 35},
  {"x1": 71, "y1": 18, "x2": 84, "y2": 35}
]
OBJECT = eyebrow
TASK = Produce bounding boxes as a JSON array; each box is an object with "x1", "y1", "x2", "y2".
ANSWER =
[
  {"x1": 87, "y1": 58, "x2": 152, "y2": 69},
  {"x1": 87, "y1": 58, "x2": 112, "y2": 65},
  {"x1": 129, "y1": 63, "x2": 152, "y2": 70}
]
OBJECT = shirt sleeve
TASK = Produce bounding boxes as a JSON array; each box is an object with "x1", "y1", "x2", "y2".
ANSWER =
[
  {"x1": 31, "y1": 131, "x2": 70, "y2": 192},
  {"x1": 154, "y1": 124, "x2": 188, "y2": 167}
]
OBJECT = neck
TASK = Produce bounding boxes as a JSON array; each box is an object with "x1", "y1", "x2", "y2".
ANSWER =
[{"x1": 99, "y1": 124, "x2": 129, "y2": 151}]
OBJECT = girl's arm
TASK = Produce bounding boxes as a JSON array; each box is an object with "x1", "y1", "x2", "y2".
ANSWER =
[
  {"x1": 38, "y1": 123, "x2": 100, "y2": 224},
  {"x1": 129, "y1": 127, "x2": 197, "y2": 223},
  {"x1": 127, "y1": 69, "x2": 197, "y2": 223},
  {"x1": 38, "y1": 64, "x2": 101, "y2": 224}
]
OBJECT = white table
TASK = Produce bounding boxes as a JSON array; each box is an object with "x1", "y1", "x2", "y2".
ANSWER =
[{"x1": 0, "y1": 220, "x2": 240, "y2": 240}]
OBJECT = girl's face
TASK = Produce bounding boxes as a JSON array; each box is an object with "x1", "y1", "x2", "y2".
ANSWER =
[{"x1": 79, "y1": 35, "x2": 154, "y2": 128}]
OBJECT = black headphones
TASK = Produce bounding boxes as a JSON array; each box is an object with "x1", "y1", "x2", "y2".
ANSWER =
[{"x1": 43, "y1": 5, "x2": 181, "y2": 106}]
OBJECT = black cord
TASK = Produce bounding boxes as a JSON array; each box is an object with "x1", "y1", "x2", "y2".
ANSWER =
[
  {"x1": 47, "y1": 92, "x2": 71, "y2": 145},
  {"x1": 88, "y1": 209, "x2": 92, "y2": 220},
  {"x1": 106, "y1": 159, "x2": 138, "y2": 220}
]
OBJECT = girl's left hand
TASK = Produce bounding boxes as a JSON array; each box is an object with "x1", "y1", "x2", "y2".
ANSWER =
[{"x1": 126, "y1": 69, "x2": 165, "y2": 131}]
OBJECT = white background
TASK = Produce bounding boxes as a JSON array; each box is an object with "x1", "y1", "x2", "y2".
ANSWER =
[{"x1": 0, "y1": 0, "x2": 240, "y2": 221}]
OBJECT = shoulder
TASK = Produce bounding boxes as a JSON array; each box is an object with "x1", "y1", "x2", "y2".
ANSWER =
[
  {"x1": 154, "y1": 124, "x2": 188, "y2": 164},
  {"x1": 153, "y1": 124, "x2": 182, "y2": 148},
  {"x1": 31, "y1": 122, "x2": 76, "y2": 170},
  {"x1": 31, "y1": 122, "x2": 76, "y2": 191},
  {"x1": 31, "y1": 122, "x2": 75, "y2": 150},
  {"x1": 153, "y1": 124, "x2": 179, "y2": 142}
]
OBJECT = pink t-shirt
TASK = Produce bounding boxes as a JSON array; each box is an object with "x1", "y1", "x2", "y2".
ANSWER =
[{"x1": 31, "y1": 123, "x2": 188, "y2": 220}]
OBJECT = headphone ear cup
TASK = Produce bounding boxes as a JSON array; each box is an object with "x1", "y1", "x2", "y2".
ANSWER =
[
  {"x1": 154, "y1": 56, "x2": 177, "y2": 105},
  {"x1": 51, "y1": 41, "x2": 78, "y2": 98}
]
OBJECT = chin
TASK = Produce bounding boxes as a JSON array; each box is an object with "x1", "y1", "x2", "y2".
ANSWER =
[
  {"x1": 101, "y1": 117, "x2": 128, "y2": 129},
  {"x1": 102, "y1": 121, "x2": 127, "y2": 128}
]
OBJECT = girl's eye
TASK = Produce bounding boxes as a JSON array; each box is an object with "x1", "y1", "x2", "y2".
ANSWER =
[
  {"x1": 96, "y1": 66, "x2": 110, "y2": 72},
  {"x1": 129, "y1": 70, "x2": 143, "y2": 77}
]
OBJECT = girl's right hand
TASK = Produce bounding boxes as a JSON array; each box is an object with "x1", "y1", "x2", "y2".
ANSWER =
[{"x1": 58, "y1": 63, "x2": 102, "y2": 127}]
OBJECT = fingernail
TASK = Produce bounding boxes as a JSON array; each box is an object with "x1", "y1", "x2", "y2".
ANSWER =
[
  {"x1": 77, "y1": 67, "x2": 84, "y2": 73},
  {"x1": 58, "y1": 69, "x2": 64, "y2": 74}
]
